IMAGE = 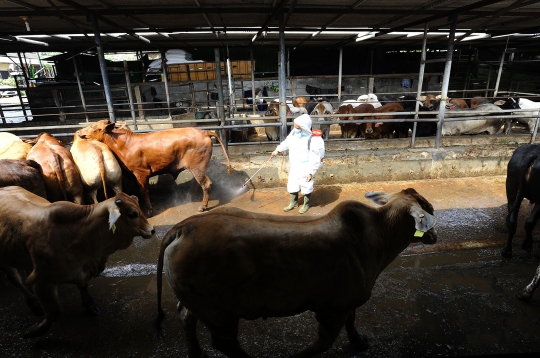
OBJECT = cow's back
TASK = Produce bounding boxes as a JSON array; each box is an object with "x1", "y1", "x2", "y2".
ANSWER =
[
  {"x1": 0, "y1": 159, "x2": 47, "y2": 198},
  {"x1": 0, "y1": 186, "x2": 50, "y2": 268},
  {"x1": 164, "y1": 206, "x2": 373, "y2": 319}
]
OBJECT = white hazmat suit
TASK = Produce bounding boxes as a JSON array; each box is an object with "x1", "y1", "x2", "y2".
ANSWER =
[{"x1": 273, "y1": 114, "x2": 325, "y2": 195}]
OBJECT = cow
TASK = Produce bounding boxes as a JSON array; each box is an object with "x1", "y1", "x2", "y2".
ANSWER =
[
  {"x1": 394, "y1": 95, "x2": 437, "y2": 138},
  {"x1": 0, "y1": 159, "x2": 47, "y2": 198},
  {"x1": 310, "y1": 101, "x2": 334, "y2": 140},
  {"x1": 156, "y1": 188, "x2": 437, "y2": 358},
  {"x1": 506, "y1": 98, "x2": 540, "y2": 134},
  {"x1": 78, "y1": 120, "x2": 232, "y2": 217},
  {"x1": 0, "y1": 186, "x2": 155, "y2": 337},
  {"x1": 469, "y1": 96, "x2": 491, "y2": 108},
  {"x1": 26, "y1": 132, "x2": 84, "y2": 204},
  {"x1": 357, "y1": 93, "x2": 382, "y2": 108},
  {"x1": 502, "y1": 144, "x2": 540, "y2": 258},
  {"x1": 336, "y1": 104, "x2": 357, "y2": 138},
  {"x1": 263, "y1": 102, "x2": 281, "y2": 141},
  {"x1": 71, "y1": 130, "x2": 123, "y2": 204},
  {"x1": 441, "y1": 103, "x2": 505, "y2": 136},
  {"x1": 0, "y1": 132, "x2": 32, "y2": 160},
  {"x1": 360, "y1": 103, "x2": 403, "y2": 139}
]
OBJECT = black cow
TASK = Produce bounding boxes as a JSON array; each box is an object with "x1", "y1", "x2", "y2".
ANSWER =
[{"x1": 502, "y1": 144, "x2": 540, "y2": 258}]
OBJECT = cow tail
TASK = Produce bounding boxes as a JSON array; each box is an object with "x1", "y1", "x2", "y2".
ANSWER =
[
  {"x1": 207, "y1": 131, "x2": 233, "y2": 175},
  {"x1": 49, "y1": 155, "x2": 69, "y2": 201},
  {"x1": 97, "y1": 150, "x2": 108, "y2": 199},
  {"x1": 156, "y1": 228, "x2": 180, "y2": 320}
]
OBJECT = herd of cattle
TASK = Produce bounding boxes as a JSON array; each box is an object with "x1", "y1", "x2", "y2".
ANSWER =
[
  {"x1": 1, "y1": 109, "x2": 540, "y2": 356},
  {"x1": 261, "y1": 92, "x2": 540, "y2": 141}
]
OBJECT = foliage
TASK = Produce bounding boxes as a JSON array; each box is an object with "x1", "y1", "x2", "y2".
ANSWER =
[{"x1": 0, "y1": 77, "x2": 16, "y2": 87}]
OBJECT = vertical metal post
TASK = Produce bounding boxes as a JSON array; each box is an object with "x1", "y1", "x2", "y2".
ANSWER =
[
  {"x1": 287, "y1": 48, "x2": 290, "y2": 77},
  {"x1": 161, "y1": 50, "x2": 172, "y2": 118},
  {"x1": 123, "y1": 60, "x2": 138, "y2": 130},
  {"x1": 17, "y1": 52, "x2": 29, "y2": 87},
  {"x1": 226, "y1": 58, "x2": 235, "y2": 118},
  {"x1": 435, "y1": 15, "x2": 457, "y2": 149},
  {"x1": 14, "y1": 76, "x2": 28, "y2": 121},
  {"x1": 485, "y1": 65, "x2": 492, "y2": 97},
  {"x1": 250, "y1": 48, "x2": 256, "y2": 115},
  {"x1": 90, "y1": 14, "x2": 116, "y2": 123},
  {"x1": 73, "y1": 57, "x2": 89, "y2": 122},
  {"x1": 411, "y1": 23, "x2": 428, "y2": 148},
  {"x1": 493, "y1": 50, "x2": 505, "y2": 97},
  {"x1": 338, "y1": 47, "x2": 343, "y2": 104},
  {"x1": 214, "y1": 48, "x2": 227, "y2": 148},
  {"x1": 0, "y1": 103, "x2": 5, "y2": 124},
  {"x1": 279, "y1": 14, "x2": 288, "y2": 141}
]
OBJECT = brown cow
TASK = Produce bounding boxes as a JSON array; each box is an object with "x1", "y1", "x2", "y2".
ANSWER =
[
  {"x1": 469, "y1": 96, "x2": 491, "y2": 108},
  {"x1": 157, "y1": 188, "x2": 437, "y2": 358},
  {"x1": 0, "y1": 186, "x2": 155, "y2": 337},
  {"x1": 0, "y1": 159, "x2": 47, "y2": 198},
  {"x1": 336, "y1": 103, "x2": 374, "y2": 139},
  {"x1": 360, "y1": 103, "x2": 403, "y2": 139},
  {"x1": 78, "y1": 120, "x2": 232, "y2": 216},
  {"x1": 26, "y1": 132, "x2": 84, "y2": 204},
  {"x1": 264, "y1": 101, "x2": 281, "y2": 141}
]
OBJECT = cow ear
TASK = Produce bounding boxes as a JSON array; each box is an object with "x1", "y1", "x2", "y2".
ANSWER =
[
  {"x1": 409, "y1": 204, "x2": 436, "y2": 232},
  {"x1": 105, "y1": 122, "x2": 116, "y2": 133},
  {"x1": 108, "y1": 205, "x2": 122, "y2": 231},
  {"x1": 365, "y1": 191, "x2": 392, "y2": 206}
]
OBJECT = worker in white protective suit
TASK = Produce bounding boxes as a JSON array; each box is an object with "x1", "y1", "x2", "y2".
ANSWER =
[{"x1": 270, "y1": 114, "x2": 325, "y2": 214}]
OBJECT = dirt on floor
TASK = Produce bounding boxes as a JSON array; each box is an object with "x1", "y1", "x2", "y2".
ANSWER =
[{"x1": 1, "y1": 176, "x2": 540, "y2": 357}]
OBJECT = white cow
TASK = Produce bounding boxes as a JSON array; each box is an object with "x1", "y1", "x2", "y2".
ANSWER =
[
  {"x1": 71, "y1": 130, "x2": 123, "y2": 203},
  {"x1": 442, "y1": 103, "x2": 504, "y2": 136},
  {"x1": 310, "y1": 101, "x2": 334, "y2": 140},
  {"x1": 0, "y1": 133, "x2": 32, "y2": 160},
  {"x1": 338, "y1": 94, "x2": 382, "y2": 109},
  {"x1": 512, "y1": 98, "x2": 540, "y2": 134}
]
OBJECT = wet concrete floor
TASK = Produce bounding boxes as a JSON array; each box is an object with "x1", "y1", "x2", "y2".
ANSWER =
[{"x1": 1, "y1": 176, "x2": 540, "y2": 357}]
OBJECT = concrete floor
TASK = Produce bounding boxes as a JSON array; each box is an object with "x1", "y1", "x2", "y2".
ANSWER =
[{"x1": 1, "y1": 176, "x2": 540, "y2": 357}]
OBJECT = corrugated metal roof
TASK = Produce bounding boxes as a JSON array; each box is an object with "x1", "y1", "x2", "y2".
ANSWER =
[{"x1": 0, "y1": 0, "x2": 539, "y2": 54}]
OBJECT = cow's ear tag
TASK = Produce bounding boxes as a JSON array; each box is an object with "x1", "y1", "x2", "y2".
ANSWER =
[
  {"x1": 111, "y1": 224, "x2": 117, "y2": 234},
  {"x1": 375, "y1": 123, "x2": 380, "y2": 127},
  {"x1": 414, "y1": 230, "x2": 424, "y2": 237}
]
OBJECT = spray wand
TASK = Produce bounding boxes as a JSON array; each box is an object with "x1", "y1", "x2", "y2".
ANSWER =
[{"x1": 240, "y1": 156, "x2": 274, "y2": 189}]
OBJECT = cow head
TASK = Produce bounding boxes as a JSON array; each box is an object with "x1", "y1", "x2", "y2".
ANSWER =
[
  {"x1": 78, "y1": 120, "x2": 116, "y2": 141},
  {"x1": 365, "y1": 188, "x2": 437, "y2": 245},
  {"x1": 108, "y1": 192, "x2": 155, "y2": 241}
]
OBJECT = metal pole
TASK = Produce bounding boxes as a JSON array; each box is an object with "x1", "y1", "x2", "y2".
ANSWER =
[
  {"x1": 338, "y1": 47, "x2": 343, "y2": 104},
  {"x1": 279, "y1": 14, "x2": 288, "y2": 141},
  {"x1": 411, "y1": 23, "x2": 428, "y2": 148},
  {"x1": 214, "y1": 48, "x2": 227, "y2": 148},
  {"x1": 73, "y1": 57, "x2": 89, "y2": 122},
  {"x1": 123, "y1": 60, "x2": 138, "y2": 130},
  {"x1": 14, "y1": 76, "x2": 28, "y2": 121},
  {"x1": 0, "y1": 103, "x2": 5, "y2": 124},
  {"x1": 250, "y1": 48, "x2": 256, "y2": 115},
  {"x1": 90, "y1": 14, "x2": 116, "y2": 123},
  {"x1": 17, "y1": 52, "x2": 29, "y2": 87},
  {"x1": 161, "y1": 50, "x2": 172, "y2": 119},
  {"x1": 435, "y1": 15, "x2": 457, "y2": 149},
  {"x1": 493, "y1": 50, "x2": 506, "y2": 98},
  {"x1": 226, "y1": 58, "x2": 235, "y2": 118},
  {"x1": 287, "y1": 48, "x2": 290, "y2": 77}
]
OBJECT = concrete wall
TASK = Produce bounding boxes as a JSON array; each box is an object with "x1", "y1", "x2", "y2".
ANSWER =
[{"x1": 160, "y1": 134, "x2": 530, "y2": 191}]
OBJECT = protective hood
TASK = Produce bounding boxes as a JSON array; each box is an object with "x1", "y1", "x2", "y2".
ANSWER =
[{"x1": 294, "y1": 114, "x2": 312, "y2": 135}]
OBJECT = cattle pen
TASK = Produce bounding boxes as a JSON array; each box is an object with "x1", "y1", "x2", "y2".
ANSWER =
[{"x1": 2, "y1": 1, "x2": 540, "y2": 357}]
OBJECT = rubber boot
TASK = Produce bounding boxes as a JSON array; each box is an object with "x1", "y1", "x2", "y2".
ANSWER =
[
  {"x1": 299, "y1": 193, "x2": 311, "y2": 214},
  {"x1": 283, "y1": 192, "x2": 299, "y2": 212}
]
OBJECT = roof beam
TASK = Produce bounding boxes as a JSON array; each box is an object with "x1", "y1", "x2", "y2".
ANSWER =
[{"x1": 251, "y1": 0, "x2": 290, "y2": 44}]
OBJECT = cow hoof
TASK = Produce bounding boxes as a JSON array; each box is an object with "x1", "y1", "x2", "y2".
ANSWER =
[
  {"x1": 198, "y1": 206, "x2": 207, "y2": 212},
  {"x1": 23, "y1": 324, "x2": 47, "y2": 339},
  {"x1": 521, "y1": 241, "x2": 533, "y2": 252},
  {"x1": 85, "y1": 303, "x2": 101, "y2": 316},
  {"x1": 516, "y1": 291, "x2": 532, "y2": 301},
  {"x1": 350, "y1": 333, "x2": 369, "y2": 352},
  {"x1": 501, "y1": 248, "x2": 512, "y2": 258}
]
